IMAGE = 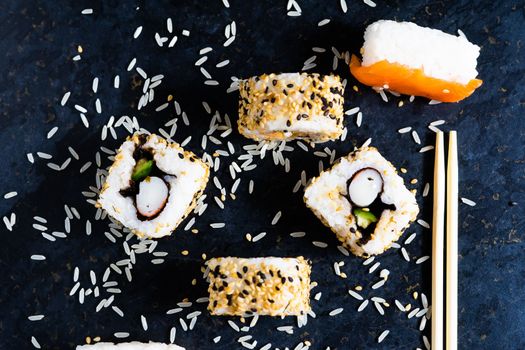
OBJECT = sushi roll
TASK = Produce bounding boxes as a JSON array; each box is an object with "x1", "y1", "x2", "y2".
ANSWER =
[
  {"x1": 304, "y1": 147, "x2": 419, "y2": 257},
  {"x1": 238, "y1": 73, "x2": 345, "y2": 142},
  {"x1": 76, "y1": 342, "x2": 185, "y2": 349},
  {"x1": 206, "y1": 257, "x2": 311, "y2": 316},
  {"x1": 97, "y1": 133, "x2": 210, "y2": 239},
  {"x1": 350, "y1": 20, "x2": 482, "y2": 102}
]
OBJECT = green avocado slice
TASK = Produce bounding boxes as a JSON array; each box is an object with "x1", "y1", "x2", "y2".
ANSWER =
[
  {"x1": 353, "y1": 208, "x2": 378, "y2": 229},
  {"x1": 132, "y1": 158, "x2": 153, "y2": 182}
]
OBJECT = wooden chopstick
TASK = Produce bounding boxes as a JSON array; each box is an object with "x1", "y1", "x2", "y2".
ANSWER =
[
  {"x1": 432, "y1": 131, "x2": 445, "y2": 350},
  {"x1": 446, "y1": 131, "x2": 459, "y2": 350}
]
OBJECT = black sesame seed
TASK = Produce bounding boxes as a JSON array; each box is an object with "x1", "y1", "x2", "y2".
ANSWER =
[
  {"x1": 286, "y1": 120, "x2": 291, "y2": 127},
  {"x1": 287, "y1": 83, "x2": 294, "y2": 88},
  {"x1": 272, "y1": 79, "x2": 277, "y2": 86}
]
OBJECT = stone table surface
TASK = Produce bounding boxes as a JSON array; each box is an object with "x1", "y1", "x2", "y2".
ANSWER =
[{"x1": 0, "y1": 0, "x2": 524, "y2": 349}]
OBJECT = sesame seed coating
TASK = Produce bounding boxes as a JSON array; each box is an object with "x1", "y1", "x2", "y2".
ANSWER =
[
  {"x1": 238, "y1": 73, "x2": 345, "y2": 142},
  {"x1": 206, "y1": 257, "x2": 311, "y2": 316}
]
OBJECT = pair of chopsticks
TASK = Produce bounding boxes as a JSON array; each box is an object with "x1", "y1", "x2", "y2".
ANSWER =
[{"x1": 432, "y1": 131, "x2": 458, "y2": 350}]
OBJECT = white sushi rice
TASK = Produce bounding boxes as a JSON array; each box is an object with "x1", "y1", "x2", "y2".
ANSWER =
[
  {"x1": 98, "y1": 134, "x2": 209, "y2": 238},
  {"x1": 304, "y1": 147, "x2": 419, "y2": 257},
  {"x1": 361, "y1": 20, "x2": 480, "y2": 84}
]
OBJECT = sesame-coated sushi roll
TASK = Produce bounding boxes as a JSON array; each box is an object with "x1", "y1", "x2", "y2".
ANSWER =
[
  {"x1": 77, "y1": 342, "x2": 185, "y2": 350},
  {"x1": 350, "y1": 20, "x2": 482, "y2": 102},
  {"x1": 206, "y1": 257, "x2": 311, "y2": 317},
  {"x1": 97, "y1": 133, "x2": 210, "y2": 239},
  {"x1": 304, "y1": 147, "x2": 419, "y2": 257},
  {"x1": 238, "y1": 73, "x2": 345, "y2": 142}
]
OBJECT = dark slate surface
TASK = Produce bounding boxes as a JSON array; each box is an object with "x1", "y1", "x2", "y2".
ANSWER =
[{"x1": 0, "y1": 1, "x2": 524, "y2": 349}]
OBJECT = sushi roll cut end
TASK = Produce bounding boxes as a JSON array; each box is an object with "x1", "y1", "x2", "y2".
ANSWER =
[
  {"x1": 206, "y1": 257, "x2": 312, "y2": 316},
  {"x1": 304, "y1": 147, "x2": 419, "y2": 257},
  {"x1": 350, "y1": 20, "x2": 482, "y2": 102},
  {"x1": 238, "y1": 73, "x2": 345, "y2": 142},
  {"x1": 97, "y1": 133, "x2": 210, "y2": 239}
]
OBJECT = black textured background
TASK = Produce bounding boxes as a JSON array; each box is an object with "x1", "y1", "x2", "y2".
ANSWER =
[{"x1": 1, "y1": 1, "x2": 524, "y2": 349}]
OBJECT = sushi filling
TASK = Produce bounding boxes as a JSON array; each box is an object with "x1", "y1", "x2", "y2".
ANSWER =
[
  {"x1": 119, "y1": 137, "x2": 174, "y2": 220},
  {"x1": 347, "y1": 168, "x2": 396, "y2": 245}
]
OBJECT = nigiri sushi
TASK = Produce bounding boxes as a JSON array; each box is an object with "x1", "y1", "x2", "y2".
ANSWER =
[
  {"x1": 238, "y1": 73, "x2": 345, "y2": 142},
  {"x1": 97, "y1": 133, "x2": 210, "y2": 239},
  {"x1": 304, "y1": 147, "x2": 419, "y2": 257},
  {"x1": 205, "y1": 257, "x2": 311, "y2": 316},
  {"x1": 350, "y1": 20, "x2": 482, "y2": 102}
]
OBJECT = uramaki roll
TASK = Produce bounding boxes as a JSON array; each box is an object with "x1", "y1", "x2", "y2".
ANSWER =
[
  {"x1": 238, "y1": 73, "x2": 344, "y2": 142},
  {"x1": 97, "y1": 133, "x2": 209, "y2": 239},
  {"x1": 206, "y1": 257, "x2": 311, "y2": 316},
  {"x1": 304, "y1": 147, "x2": 419, "y2": 257}
]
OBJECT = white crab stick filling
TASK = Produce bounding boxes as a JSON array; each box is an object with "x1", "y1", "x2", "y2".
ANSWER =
[
  {"x1": 136, "y1": 176, "x2": 169, "y2": 217},
  {"x1": 348, "y1": 168, "x2": 383, "y2": 207}
]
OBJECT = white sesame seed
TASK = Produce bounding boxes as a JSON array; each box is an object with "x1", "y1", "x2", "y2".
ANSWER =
[
  {"x1": 31, "y1": 255, "x2": 46, "y2": 261},
  {"x1": 318, "y1": 19, "x2": 330, "y2": 26}
]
